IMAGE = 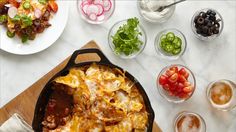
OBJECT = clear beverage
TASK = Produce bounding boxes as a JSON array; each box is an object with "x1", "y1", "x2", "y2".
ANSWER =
[
  {"x1": 206, "y1": 79, "x2": 236, "y2": 111},
  {"x1": 174, "y1": 111, "x2": 206, "y2": 132}
]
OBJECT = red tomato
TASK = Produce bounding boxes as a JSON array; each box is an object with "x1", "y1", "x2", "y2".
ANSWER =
[
  {"x1": 162, "y1": 84, "x2": 170, "y2": 91},
  {"x1": 168, "y1": 73, "x2": 178, "y2": 83},
  {"x1": 178, "y1": 75, "x2": 187, "y2": 83},
  {"x1": 48, "y1": 0, "x2": 58, "y2": 13},
  {"x1": 169, "y1": 82, "x2": 178, "y2": 91},
  {"x1": 176, "y1": 83, "x2": 184, "y2": 93},
  {"x1": 183, "y1": 86, "x2": 193, "y2": 93},
  {"x1": 8, "y1": 0, "x2": 19, "y2": 7},
  {"x1": 177, "y1": 82, "x2": 185, "y2": 89},
  {"x1": 184, "y1": 81, "x2": 192, "y2": 87},
  {"x1": 170, "y1": 66, "x2": 178, "y2": 73},
  {"x1": 159, "y1": 75, "x2": 168, "y2": 85},
  {"x1": 179, "y1": 68, "x2": 189, "y2": 79},
  {"x1": 177, "y1": 93, "x2": 189, "y2": 98},
  {"x1": 165, "y1": 69, "x2": 175, "y2": 77}
]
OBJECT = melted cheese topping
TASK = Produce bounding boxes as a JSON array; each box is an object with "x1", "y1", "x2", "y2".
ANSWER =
[{"x1": 51, "y1": 64, "x2": 148, "y2": 132}]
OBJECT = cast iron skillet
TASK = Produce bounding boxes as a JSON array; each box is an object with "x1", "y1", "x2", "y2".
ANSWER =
[{"x1": 32, "y1": 48, "x2": 155, "y2": 132}]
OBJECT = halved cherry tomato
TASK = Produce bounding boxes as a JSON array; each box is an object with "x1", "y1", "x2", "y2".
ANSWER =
[
  {"x1": 162, "y1": 84, "x2": 170, "y2": 91},
  {"x1": 179, "y1": 68, "x2": 189, "y2": 79},
  {"x1": 177, "y1": 83, "x2": 185, "y2": 92},
  {"x1": 184, "y1": 81, "x2": 191, "y2": 87},
  {"x1": 170, "y1": 66, "x2": 178, "y2": 73},
  {"x1": 159, "y1": 75, "x2": 168, "y2": 85},
  {"x1": 48, "y1": 0, "x2": 58, "y2": 13},
  {"x1": 160, "y1": 66, "x2": 193, "y2": 99},
  {"x1": 165, "y1": 69, "x2": 175, "y2": 77},
  {"x1": 183, "y1": 86, "x2": 193, "y2": 93},
  {"x1": 178, "y1": 75, "x2": 187, "y2": 83},
  {"x1": 168, "y1": 73, "x2": 178, "y2": 83},
  {"x1": 177, "y1": 92, "x2": 189, "y2": 98},
  {"x1": 8, "y1": 0, "x2": 19, "y2": 7},
  {"x1": 169, "y1": 82, "x2": 178, "y2": 91}
]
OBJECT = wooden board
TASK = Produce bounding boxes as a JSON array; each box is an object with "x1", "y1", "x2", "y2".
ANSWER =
[{"x1": 0, "y1": 41, "x2": 162, "y2": 132}]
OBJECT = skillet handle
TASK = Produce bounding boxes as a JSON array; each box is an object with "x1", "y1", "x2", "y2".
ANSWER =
[{"x1": 66, "y1": 48, "x2": 111, "y2": 67}]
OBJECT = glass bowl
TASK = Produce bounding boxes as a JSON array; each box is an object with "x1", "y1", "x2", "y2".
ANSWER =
[
  {"x1": 77, "y1": 0, "x2": 115, "y2": 24},
  {"x1": 191, "y1": 8, "x2": 224, "y2": 41},
  {"x1": 206, "y1": 79, "x2": 236, "y2": 111},
  {"x1": 155, "y1": 29, "x2": 187, "y2": 60},
  {"x1": 108, "y1": 19, "x2": 147, "y2": 59},
  {"x1": 157, "y1": 64, "x2": 196, "y2": 103},
  {"x1": 137, "y1": 0, "x2": 176, "y2": 23},
  {"x1": 174, "y1": 111, "x2": 206, "y2": 132}
]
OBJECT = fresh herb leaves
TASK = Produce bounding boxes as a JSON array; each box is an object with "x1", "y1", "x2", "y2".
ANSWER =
[
  {"x1": 112, "y1": 17, "x2": 143, "y2": 56},
  {"x1": 38, "y1": 0, "x2": 48, "y2": 5}
]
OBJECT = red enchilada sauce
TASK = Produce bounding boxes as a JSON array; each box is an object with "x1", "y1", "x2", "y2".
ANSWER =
[{"x1": 42, "y1": 84, "x2": 73, "y2": 130}]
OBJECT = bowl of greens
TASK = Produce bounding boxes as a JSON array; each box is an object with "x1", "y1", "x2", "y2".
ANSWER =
[{"x1": 108, "y1": 17, "x2": 147, "y2": 59}]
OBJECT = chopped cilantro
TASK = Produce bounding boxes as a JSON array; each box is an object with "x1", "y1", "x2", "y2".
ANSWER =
[
  {"x1": 38, "y1": 0, "x2": 47, "y2": 5},
  {"x1": 21, "y1": 15, "x2": 32, "y2": 27},
  {"x1": 0, "y1": 15, "x2": 7, "y2": 23},
  {"x1": 111, "y1": 17, "x2": 143, "y2": 56}
]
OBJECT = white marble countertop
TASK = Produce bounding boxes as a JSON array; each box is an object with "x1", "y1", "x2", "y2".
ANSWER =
[{"x1": 1, "y1": 0, "x2": 236, "y2": 131}]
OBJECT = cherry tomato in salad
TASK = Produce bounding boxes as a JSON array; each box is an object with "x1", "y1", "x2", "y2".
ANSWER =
[
  {"x1": 159, "y1": 75, "x2": 168, "y2": 85},
  {"x1": 48, "y1": 0, "x2": 58, "y2": 13}
]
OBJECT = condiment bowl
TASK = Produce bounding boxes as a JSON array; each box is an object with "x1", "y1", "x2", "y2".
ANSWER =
[
  {"x1": 77, "y1": 0, "x2": 115, "y2": 24},
  {"x1": 157, "y1": 64, "x2": 196, "y2": 103},
  {"x1": 191, "y1": 8, "x2": 224, "y2": 41},
  {"x1": 108, "y1": 19, "x2": 147, "y2": 59},
  {"x1": 137, "y1": 0, "x2": 176, "y2": 23},
  {"x1": 155, "y1": 28, "x2": 187, "y2": 60},
  {"x1": 174, "y1": 111, "x2": 206, "y2": 132}
]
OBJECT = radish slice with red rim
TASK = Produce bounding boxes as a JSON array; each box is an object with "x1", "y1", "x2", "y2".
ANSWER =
[
  {"x1": 88, "y1": 13, "x2": 97, "y2": 21},
  {"x1": 81, "y1": 3, "x2": 90, "y2": 15},
  {"x1": 8, "y1": 7, "x2": 17, "y2": 18},
  {"x1": 94, "y1": 3, "x2": 104, "y2": 16},
  {"x1": 86, "y1": 4, "x2": 100, "y2": 15},
  {"x1": 93, "y1": 0, "x2": 103, "y2": 5},
  {"x1": 34, "y1": 8, "x2": 42, "y2": 18},
  {"x1": 103, "y1": 0, "x2": 112, "y2": 12}
]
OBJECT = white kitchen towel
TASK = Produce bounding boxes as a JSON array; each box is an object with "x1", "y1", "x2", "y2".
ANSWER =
[{"x1": 0, "y1": 113, "x2": 33, "y2": 132}]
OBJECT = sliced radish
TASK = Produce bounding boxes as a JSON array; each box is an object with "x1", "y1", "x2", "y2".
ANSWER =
[
  {"x1": 93, "y1": 0, "x2": 103, "y2": 5},
  {"x1": 34, "y1": 8, "x2": 42, "y2": 18},
  {"x1": 97, "y1": 14, "x2": 105, "y2": 21},
  {"x1": 81, "y1": 3, "x2": 90, "y2": 15},
  {"x1": 88, "y1": 13, "x2": 97, "y2": 21},
  {"x1": 8, "y1": 7, "x2": 18, "y2": 18},
  {"x1": 103, "y1": 0, "x2": 112, "y2": 12},
  {"x1": 86, "y1": 4, "x2": 100, "y2": 15},
  {"x1": 81, "y1": 0, "x2": 89, "y2": 6},
  {"x1": 94, "y1": 3, "x2": 104, "y2": 16}
]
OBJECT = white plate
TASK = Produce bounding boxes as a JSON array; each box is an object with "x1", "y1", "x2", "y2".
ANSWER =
[{"x1": 0, "y1": 1, "x2": 69, "y2": 55}]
